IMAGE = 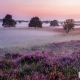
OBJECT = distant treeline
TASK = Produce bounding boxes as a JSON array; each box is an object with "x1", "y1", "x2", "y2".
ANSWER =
[{"x1": 1, "y1": 14, "x2": 78, "y2": 33}]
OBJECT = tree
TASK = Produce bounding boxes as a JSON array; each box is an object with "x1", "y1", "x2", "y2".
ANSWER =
[
  {"x1": 29, "y1": 17, "x2": 42, "y2": 28},
  {"x1": 63, "y1": 19, "x2": 75, "y2": 33},
  {"x1": 50, "y1": 20, "x2": 59, "y2": 26},
  {"x1": 2, "y1": 14, "x2": 17, "y2": 27}
]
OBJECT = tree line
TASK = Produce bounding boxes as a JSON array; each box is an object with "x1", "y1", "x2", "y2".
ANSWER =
[{"x1": 2, "y1": 14, "x2": 75, "y2": 33}]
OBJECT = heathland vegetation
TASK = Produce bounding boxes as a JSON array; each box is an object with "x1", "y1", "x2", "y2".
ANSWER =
[
  {"x1": 0, "y1": 14, "x2": 80, "y2": 79},
  {"x1": 0, "y1": 40, "x2": 80, "y2": 80}
]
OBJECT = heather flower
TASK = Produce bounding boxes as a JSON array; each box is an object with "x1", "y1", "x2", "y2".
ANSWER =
[
  {"x1": 1, "y1": 41, "x2": 80, "y2": 79},
  {"x1": 4, "y1": 52, "x2": 22, "y2": 59}
]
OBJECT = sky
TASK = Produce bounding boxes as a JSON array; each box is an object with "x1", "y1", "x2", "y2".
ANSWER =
[{"x1": 0, "y1": 0, "x2": 80, "y2": 21}]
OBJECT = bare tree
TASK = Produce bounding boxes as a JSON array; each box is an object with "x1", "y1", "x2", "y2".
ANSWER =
[{"x1": 63, "y1": 19, "x2": 75, "y2": 33}]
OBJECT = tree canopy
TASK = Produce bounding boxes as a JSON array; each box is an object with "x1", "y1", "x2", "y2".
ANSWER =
[
  {"x1": 50, "y1": 20, "x2": 59, "y2": 26},
  {"x1": 2, "y1": 14, "x2": 17, "y2": 27},
  {"x1": 29, "y1": 17, "x2": 42, "y2": 28}
]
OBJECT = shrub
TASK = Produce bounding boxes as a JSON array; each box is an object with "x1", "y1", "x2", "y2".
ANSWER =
[
  {"x1": 16, "y1": 53, "x2": 47, "y2": 65},
  {"x1": 4, "y1": 52, "x2": 22, "y2": 59},
  {"x1": 0, "y1": 59, "x2": 14, "y2": 69}
]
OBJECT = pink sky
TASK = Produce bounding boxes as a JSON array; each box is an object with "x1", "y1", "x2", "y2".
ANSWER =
[{"x1": 0, "y1": 0, "x2": 80, "y2": 21}]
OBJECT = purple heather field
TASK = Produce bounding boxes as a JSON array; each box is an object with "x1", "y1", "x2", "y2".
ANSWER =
[{"x1": 0, "y1": 22, "x2": 80, "y2": 79}]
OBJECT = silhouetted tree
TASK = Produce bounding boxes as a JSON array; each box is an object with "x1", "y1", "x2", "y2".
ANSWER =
[
  {"x1": 2, "y1": 14, "x2": 17, "y2": 27},
  {"x1": 63, "y1": 19, "x2": 75, "y2": 33},
  {"x1": 29, "y1": 17, "x2": 42, "y2": 28},
  {"x1": 50, "y1": 20, "x2": 59, "y2": 26}
]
